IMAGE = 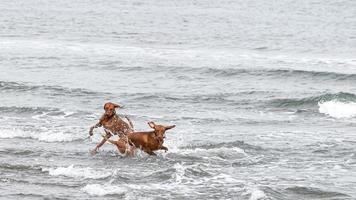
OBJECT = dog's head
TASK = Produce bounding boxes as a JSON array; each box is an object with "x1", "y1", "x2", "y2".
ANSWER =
[
  {"x1": 148, "y1": 121, "x2": 175, "y2": 141},
  {"x1": 103, "y1": 102, "x2": 121, "y2": 117}
]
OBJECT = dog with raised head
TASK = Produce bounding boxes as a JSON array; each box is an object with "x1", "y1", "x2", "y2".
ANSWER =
[
  {"x1": 89, "y1": 102, "x2": 134, "y2": 154},
  {"x1": 104, "y1": 121, "x2": 175, "y2": 156}
]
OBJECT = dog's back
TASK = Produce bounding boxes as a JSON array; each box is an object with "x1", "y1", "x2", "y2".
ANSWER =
[{"x1": 128, "y1": 131, "x2": 161, "y2": 151}]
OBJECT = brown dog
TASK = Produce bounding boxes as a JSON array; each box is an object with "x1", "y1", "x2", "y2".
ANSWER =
[
  {"x1": 104, "y1": 121, "x2": 175, "y2": 156},
  {"x1": 89, "y1": 102, "x2": 134, "y2": 154}
]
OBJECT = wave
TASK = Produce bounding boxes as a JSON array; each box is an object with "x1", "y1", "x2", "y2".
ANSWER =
[
  {"x1": 82, "y1": 184, "x2": 126, "y2": 196},
  {"x1": 0, "y1": 163, "x2": 41, "y2": 171},
  {"x1": 128, "y1": 91, "x2": 272, "y2": 107},
  {"x1": 269, "y1": 92, "x2": 356, "y2": 109},
  {"x1": 181, "y1": 140, "x2": 263, "y2": 151},
  {"x1": 81, "y1": 170, "x2": 242, "y2": 198},
  {"x1": 0, "y1": 128, "x2": 82, "y2": 142},
  {"x1": 0, "y1": 106, "x2": 63, "y2": 115},
  {"x1": 285, "y1": 186, "x2": 349, "y2": 199},
  {"x1": 0, "y1": 81, "x2": 106, "y2": 97},
  {"x1": 81, "y1": 163, "x2": 189, "y2": 196},
  {"x1": 0, "y1": 148, "x2": 37, "y2": 156},
  {"x1": 177, "y1": 146, "x2": 247, "y2": 159},
  {"x1": 131, "y1": 91, "x2": 356, "y2": 114},
  {"x1": 318, "y1": 100, "x2": 356, "y2": 119},
  {"x1": 0, "y1": 106, "x2": 90, "y2": 120},
  {"x1": 91, "y1": 63, "x2": 356, "y2": 81},
  {"x1": 130, "y1": 92, "x2": 234, "y2": 103},
  {"x1": 42, "y1": 165, "x2": 112, "y2": 179},
  {"x1": 167, "y1": 141, "x2": 266, "y2": 165},
  {"x1": 151, "y1": 66, "x2": 356, "y2": 81}
]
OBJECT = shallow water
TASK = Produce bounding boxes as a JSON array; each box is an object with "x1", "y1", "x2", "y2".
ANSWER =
[{"x1": 1, "y1": 0, "x2": 356, "y2": 199}]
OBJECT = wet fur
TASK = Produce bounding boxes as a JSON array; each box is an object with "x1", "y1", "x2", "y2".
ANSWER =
[{"x1": 103, "y1": 122, "x2": 174, "y2": 156}]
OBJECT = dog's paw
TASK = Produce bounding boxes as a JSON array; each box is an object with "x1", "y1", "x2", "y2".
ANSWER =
[{"x1": 90, "y1": 149, "x2": 98, "y2": 156}]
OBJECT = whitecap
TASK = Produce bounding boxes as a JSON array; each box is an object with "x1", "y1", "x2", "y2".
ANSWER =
[
  {"x1": 243, "y1": 187, "x2": 267, "y2": 200},
  {"x1": 249, "y1": 188, "x2": 267, "y2": 200},
  {"x1": 318, "y1": 100, "x2": 356, "y2": 119}
]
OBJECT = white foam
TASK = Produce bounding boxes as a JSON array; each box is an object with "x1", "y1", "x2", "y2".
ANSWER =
[
  {"x1": 42, "y1": 165, "x2": 112, "y2": 179},
  {"x1": 318, "y1": 100, "x2": 356, "y2": 119},
  {"x1": 172, "y1": 163, "x2": 186, "y2": 183},
  {"x1": 242, "y1": 186, "x2": 267, "y2": 200},
  {"x1": 82, "y1": 184, "x2": 126, "y2": 196},
  {"x1": 249, "y1": 188, "x2": 267, "y2": 200},
  {"x1": 0, "y1": 128, "x2": 79, "y2": 142},
  {"x1": 81, "y1": 163, "x2": 193, "y2": 197}
]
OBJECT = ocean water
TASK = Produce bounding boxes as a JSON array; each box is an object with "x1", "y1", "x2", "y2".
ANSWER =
[{"x1": 1, "y1": 0, "x2": 356, "y2": 199}]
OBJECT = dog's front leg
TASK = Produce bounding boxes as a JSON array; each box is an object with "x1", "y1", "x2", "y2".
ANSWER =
[
  {"x1": 91, "y1": 130, "x2": 111, "y2": 155},
  {"x1": 160, "y1": 146, "x2": 168, "y2": 152},
  {"x1": 89, "y1": 122, "x2": 101, "y2": 136}
]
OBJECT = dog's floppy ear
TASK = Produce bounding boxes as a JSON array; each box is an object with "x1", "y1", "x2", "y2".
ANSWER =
[
  {"x1": 112, "y1": 103, "x2": 120, "y2": 108},
  {"x1": 103, "y1": 102, "x2": 121, "y2": 110},
  {"x1": 148, "y1": 121, "x2": 155, "y2": 129},
  {"x1": 165, "y1": 125, "x2": 176, "y2": 130}
]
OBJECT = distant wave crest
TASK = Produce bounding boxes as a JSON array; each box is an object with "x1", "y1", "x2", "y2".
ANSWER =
[
  {"x1": 0, "y1": 81, "x2": 104, "y2": 97},
  {"x1": 269, "y1": 92, "x2": 356, "y2": 109},
  {"x1": 156, "y1": 66, "x2": 356, "y2": 81}
]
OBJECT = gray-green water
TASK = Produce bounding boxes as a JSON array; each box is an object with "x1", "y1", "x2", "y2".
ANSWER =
[{"x1": 1, "y1": 0, "x2": 356, "y2": 199}]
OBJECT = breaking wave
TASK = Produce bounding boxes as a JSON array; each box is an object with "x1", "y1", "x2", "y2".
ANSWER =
[
  {"x1": 318, "y1": 100, "x2": 356, "y2": 119},
  {"x1": 269, "y1": 92, "x2": 356, "y2": 109},
  {"x1": 81, "y1": 184, "x2": 126, "y2": 196},
  {"x1": 245, "y1": 187, "x2": 267, "y2": 200}
]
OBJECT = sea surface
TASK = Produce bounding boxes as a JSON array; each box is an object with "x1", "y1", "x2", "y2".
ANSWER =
[{"x1": 1, "y1": 0, "x2": 356, "y2": 199}]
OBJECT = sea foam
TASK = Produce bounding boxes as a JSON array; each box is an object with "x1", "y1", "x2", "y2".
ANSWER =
[
  {"x1": 242, "y1": 186, "x2": 267, "y2": 200},
  {"x1": 82, "y1": 184, "x2": 126, "y2": 196},
  {"x1": 249, "y1": 188, "x2": 267, "y2": 200}
]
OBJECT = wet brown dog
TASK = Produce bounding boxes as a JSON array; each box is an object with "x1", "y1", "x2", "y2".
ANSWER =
[
  {"x1": 104, "y1": 121, "x2": 175, "y2": 156},
  {"x1": 89, "y1": 102, "x2": 134, "y2": 154}
]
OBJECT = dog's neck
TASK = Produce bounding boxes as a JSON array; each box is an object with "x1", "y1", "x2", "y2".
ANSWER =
[{"x1": 104, "y1": 113, "x2": 116, "y2": 120}]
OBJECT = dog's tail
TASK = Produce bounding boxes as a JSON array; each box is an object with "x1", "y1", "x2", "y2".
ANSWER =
[{"x1": 101, "y1": 134, "x2": 116, "y2": 145}]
